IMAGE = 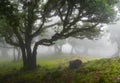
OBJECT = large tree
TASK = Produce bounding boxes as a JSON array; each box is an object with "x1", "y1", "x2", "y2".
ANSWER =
[{"x1": 0, "y1": 0, "x2": 117, "y2": 70}]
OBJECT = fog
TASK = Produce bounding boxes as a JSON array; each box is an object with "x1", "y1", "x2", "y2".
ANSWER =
[
  {"x1": 32, "y1": 21, "x2": 120, "y2": 58},
  {"x1": 35, "y1": 21, "x2": 120, "y2": 58},
  {"x1": 37, "y1": 37, "x2": 116, "y2": 58},
  {"x1": 0, "y1": 21, "x2": 120, "y2": 59}
]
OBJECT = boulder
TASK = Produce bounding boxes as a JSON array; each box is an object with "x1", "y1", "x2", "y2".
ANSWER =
[{"x1": 69, "y1": 59, "x2": 82, "y2": 69}]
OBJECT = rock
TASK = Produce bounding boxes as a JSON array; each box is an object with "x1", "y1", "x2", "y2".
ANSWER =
[{"x1": 69, "y1": 59, "x2": 82, "y2": 70}]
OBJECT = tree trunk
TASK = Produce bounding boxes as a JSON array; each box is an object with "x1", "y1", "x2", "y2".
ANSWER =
[
  {"x1": 22, "y1": 53, "x2": 37, "y2": 70},
  {"x1": 20, "y1": 44, "x2": 37, "y2": 70},
  {"x1": 17, "y1": 48, "x2": 21, "y2": 61},
  {"x1": 112, "y1": 47, "x2": 120, "y2": 57},
  {"x1": 24, "y1": 55, "x2": 37, "y2": 70},
  {"x1": 54, "y1": 44, "x2": 62, "y2": 54},
  {"x1": 71, "y1": 46, "x2": 74, "y2": 54},
  {"x1": 13, "y1": 47, "x2": 16, "y2": 62},
  {"x1": 1, "y1": 48, "x2": 9, "y2": 57}
]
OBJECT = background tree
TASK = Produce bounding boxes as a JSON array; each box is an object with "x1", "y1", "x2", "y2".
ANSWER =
[
  {"x1": 0, "y1": 38, "x2": 21, "y2": 61},
  {"x1": 54, "y1": 40, "x2": 65, "y2": 54},
  {"x1": 108, "y1": 2, "x2": 120, "y2": 56},
  {"x1": 0, "y1": 0, "x2": 117, "y2": 70},
  {"x1": 108, "y1": 21, "x2": 120, "y2": 56},
  {"x1": 0, "y1": 38, "x2": 9, "y2": 57},
  {"x1": 54, "y1": 22, "x2": 103, "y2": 54}
]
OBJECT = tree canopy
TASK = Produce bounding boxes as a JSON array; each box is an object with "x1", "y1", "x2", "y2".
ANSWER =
[{"x1": 0, "y1": 0, "x2": 118, "y2": 70}]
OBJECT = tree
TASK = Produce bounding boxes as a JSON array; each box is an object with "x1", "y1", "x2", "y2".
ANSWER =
[
  {"x1": 54, "y1": 40, "x2": 65, "y2": 54},
  {"x1": 109, "y1": 21, "x2": 120, "y2": 56},
  {"x1": 53, "y1": 22, "x2": 104, "y2": 54},
  {"x1": 0, "y1": 0, "x2": 117, "y2": 70},
  {"x1": 108, "y1": 1, "x2": 120, "y2": 56},
  {"x1": 13, "y1": 47, "x2": 21, "y2": 62},
  {"x1": 0, "y1": 38, "x2": 10, "y2": 57}
]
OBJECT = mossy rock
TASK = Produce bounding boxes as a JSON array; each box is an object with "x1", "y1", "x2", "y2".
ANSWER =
[{"x1": 69, "y1": 59, "x2": 83, "y2": 70}]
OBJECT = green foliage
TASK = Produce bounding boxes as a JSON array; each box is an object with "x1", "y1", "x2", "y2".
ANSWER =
[
  {"x1": 73, "y1": 0, "x2": 116, "y2": 22},
  {"x1": 0, "y1": 0, "x2": 119, "y2": 70},
  {"x1": 74, "y1": 23, "x2": 103, "y2": 40},
  {"x1": 0, "y1": 16, "x2": 9, "y2": 37},
  {"x1": 0, "y1": 0, "x2": 117, "y2": 45},
  {"x1": 0, "y1": 56, "x2": 120, "y2": 83}
]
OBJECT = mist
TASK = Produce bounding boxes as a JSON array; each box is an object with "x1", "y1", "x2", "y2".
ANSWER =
[
  {"x1": 0, "y1": 24, "x2": 119, "y2": 59},
  {"x1": 32, "y1": 21, "x2": 119, "y2": 58}
]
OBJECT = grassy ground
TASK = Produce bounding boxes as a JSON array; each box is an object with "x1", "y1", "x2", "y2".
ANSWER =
[
  {"x1": 37, "y1": 54, "x2": 100, "y2": 68},
  {"x1": 0, "y1": 55, "x2": 120, "y2": 83}
]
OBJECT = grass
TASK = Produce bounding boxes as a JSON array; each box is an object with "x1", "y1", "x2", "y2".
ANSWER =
[
  {"x1": 0, "y1": 55, "x2": 120, "y2": 83},
  {"x1": 37, "y1": 54, "x2": 100, "y2": 68}
]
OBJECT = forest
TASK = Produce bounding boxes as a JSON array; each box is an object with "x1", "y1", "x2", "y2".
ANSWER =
[{"x1": 0, "y1": 0, "x2": 120, "y2": 83}]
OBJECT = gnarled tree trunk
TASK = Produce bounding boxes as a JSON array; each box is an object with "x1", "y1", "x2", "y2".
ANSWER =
[{"x1": 20, "y1": 44, "x2": 37, "y2": 70}]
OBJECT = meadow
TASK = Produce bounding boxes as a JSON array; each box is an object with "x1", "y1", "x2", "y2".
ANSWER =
[{"x1": 0, "y1": 55, "x2": 120, "y2": 83}]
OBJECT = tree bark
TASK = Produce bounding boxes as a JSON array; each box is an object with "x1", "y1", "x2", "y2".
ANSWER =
[
  {"x1": 21, "y1": 53, "x2": 37, "y2": 70},
  {"x1": 25, "y1": 55, "x2": 37, "y2": 70},
  {"x1": 20, "y1": 43, "x2": 38, "y2": 70},
  {"x1": 13, "y1": 47, "x2": 16, "y2": 62},
  {"x1": 17, "y1": 48, "x2": 21, "y2": 61}
]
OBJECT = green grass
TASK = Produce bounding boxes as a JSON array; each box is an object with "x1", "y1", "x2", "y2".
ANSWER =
[
  {"x1": 75, "y1": 57, "x2": 120, "y2": 83},
  {"x1": 0, "y1": 55, "x2": 95, "y2": 75},
  {"x1": 0, "y1": 55, "x2": 120, "y2": 83},
  {"x1": 37, "y1": 54, "x2": 100, "y2": 68}
]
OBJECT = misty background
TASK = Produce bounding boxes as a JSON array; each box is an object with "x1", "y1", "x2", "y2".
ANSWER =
[{"x1": 0, "y1": 21, "x2": 120, "y2": 58}]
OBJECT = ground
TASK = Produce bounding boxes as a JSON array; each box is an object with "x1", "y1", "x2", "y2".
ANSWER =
[{"x1": 0, "y1": 55, "x2": 120, "y2": 83}]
